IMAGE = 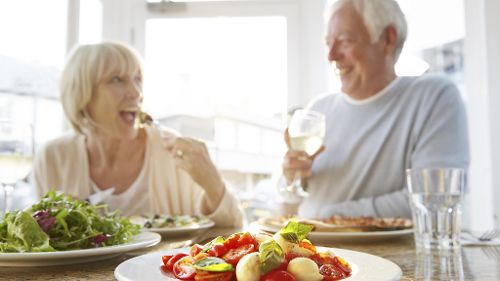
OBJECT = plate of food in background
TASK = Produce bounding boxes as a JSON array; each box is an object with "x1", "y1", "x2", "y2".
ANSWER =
[
  {"x1": 257, "y1": 215, "x2": 413, "y2": 243},
  {"x1": 130, "y1": 214, "x2": 215, "y2": 237}
]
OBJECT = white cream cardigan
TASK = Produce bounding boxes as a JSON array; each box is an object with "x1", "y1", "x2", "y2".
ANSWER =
[{"x1": 33, "y1": 126, "x2": 243, "y2": 227}]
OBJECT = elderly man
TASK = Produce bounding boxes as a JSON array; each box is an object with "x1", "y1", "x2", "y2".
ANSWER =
[{"x1": 281, "y1": 0, "x2": 469, "y2": 218}]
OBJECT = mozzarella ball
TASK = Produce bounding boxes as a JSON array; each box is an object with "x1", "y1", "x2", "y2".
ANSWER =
[
  {"x1": 236, "y1": 252, "x2": 261, "y2": 281},
  {"x1": 287, "y1": 257, "x2": 323, "y2": 281}
]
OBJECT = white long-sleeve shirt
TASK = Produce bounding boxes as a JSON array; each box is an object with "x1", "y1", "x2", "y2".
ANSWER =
[
  {"x1": 298, "y1": 75, "x2": 469, "y2": 218},
  {"x1": 33, "y1": 125, "x2": 243, "y2": 227}
]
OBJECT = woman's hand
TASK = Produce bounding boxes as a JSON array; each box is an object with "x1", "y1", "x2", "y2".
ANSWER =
[
  {"x1": 162, "y1": 134, "x2": 225, "y2": 213},
  {"x1": 282, "y1": 129, "x2": 325, "y2": 185}
]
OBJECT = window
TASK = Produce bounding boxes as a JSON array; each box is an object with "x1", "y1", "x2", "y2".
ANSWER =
[{"x1": 143, "y1": 17, "x2": 287, "y2": 119}]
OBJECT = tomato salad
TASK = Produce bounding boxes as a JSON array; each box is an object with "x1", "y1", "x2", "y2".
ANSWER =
[{"x1": 160, "y1": 221, "x2": 352, "y2": 281}]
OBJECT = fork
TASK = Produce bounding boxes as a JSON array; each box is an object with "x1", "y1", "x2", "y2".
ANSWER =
[
  {"x1": 477, "y1": 229, "x2": 500, "y2": 241},
  {"x1": 465, "y1": 229, "x2": 500, "y2": 242}
]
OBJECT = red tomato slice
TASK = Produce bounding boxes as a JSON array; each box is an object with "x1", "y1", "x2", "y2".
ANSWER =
[
  {"x1": 166, "y1": 253, "x2": 188, "y2": 271},
  {"x1": 191, "y1": 244, "x2": 203, "y2": 257},
  {"x1": 208, "y1": 243, "x2": 229, "y2": 257},
  {"x1": 162, "y1": 255, "x2": 174, "y2": 267},
  {"x1": 173, "y1": 256, "x2": 196, "y2": 280},
  {"x1": 298, "y1": 240, "x2": 317, "y2": 253},
  {"x1": 311, "y1": 252, "x2": 336, "y2": 266},
  {"x1": 223, "y1": 233, "x2": 240, "y2": 250},
  {"x1": 333, "y1": 256, "x2": 352, "y2": 275},
  {"x1": 260, "y1": 270, "x2": 296, "y2": 281},
  {"x1": 222, "y1": 243, "x2": 256, "y2": 266},
  {"x1": 285, "y1": 252, "x2": 301, "y2": 263},
  {"x1": 319, "y1": 264, "x2": 346, "y2": 280},
  {"x1": 237, "y1": 232, "x2": 257, "y2": 247},
  {"x1": 194, "y1": 270, "x2": 233, "y2": 281}
]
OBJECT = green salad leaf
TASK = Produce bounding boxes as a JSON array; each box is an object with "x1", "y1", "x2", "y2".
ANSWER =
[
  {"x1": 0, "y1": 191, "x2": 140, "y2": 252},
  {"x1": 0, "y1": 211, "x2": 54, "y2": 252},
  {"x1": 259, "y1": 239, "x2": 284, "y2": 274},
  {"x1": 279, "y1": 220, "x2": 314, "y2": 244}
]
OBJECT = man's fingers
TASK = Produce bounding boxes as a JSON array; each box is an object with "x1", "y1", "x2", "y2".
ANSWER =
[
  {"x1": 284, "y1": 128, "x2": 291, "y2": 148},
  {"x1": 310, "y1": 145, "x2": 326, "y2": 159}
]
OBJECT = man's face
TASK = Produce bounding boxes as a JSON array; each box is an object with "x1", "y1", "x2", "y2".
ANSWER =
[{"x1": 325, "y1": 4, "x2": 391, "y2": 98}]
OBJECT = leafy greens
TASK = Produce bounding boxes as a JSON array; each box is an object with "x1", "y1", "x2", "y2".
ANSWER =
[{"x1": 0, "y1": 191, "x2": 139, "y2": 252}]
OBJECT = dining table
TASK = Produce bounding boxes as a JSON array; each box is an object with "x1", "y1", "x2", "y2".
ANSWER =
[{"x1": 1, "y1": 225, "x2": 500, "y2": 281}]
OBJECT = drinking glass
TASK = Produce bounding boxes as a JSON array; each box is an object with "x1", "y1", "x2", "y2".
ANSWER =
[
  {"x1": 0, "y1": 120, "x2": 33, "y2": 216},
  {"x1": 406, "y1": 168, "x2": 464, "y2": 250},
  {"x1": 281, "y1": 109, "x2": 325, "y2": 200},
  {"x1": 414, "y1": 249, "x2": 464, "y2": 280}
]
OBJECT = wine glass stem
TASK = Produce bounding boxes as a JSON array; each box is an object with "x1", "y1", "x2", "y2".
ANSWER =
[
  {"x1": 286, "y1": 171, "x2": 302, "y2": 192},
  {"x1": 2, "y1": 183, "x2": 14, "y2": 213}
]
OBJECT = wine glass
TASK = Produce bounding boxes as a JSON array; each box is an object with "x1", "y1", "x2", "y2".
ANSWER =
[
  {"x1": 281, "y1": 109, "x2": 325, "y2": 200},
  {"x1": 0, "y1": 120, "x2": 33, "y2": 216}
]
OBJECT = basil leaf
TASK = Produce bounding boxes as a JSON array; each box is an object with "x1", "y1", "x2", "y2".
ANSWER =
[
  {"x1": 259, "y1": 239, "x2": 284, "y2": 274},
  {"x1": 201, "y1": 236, "x2": 225, "y2": 253},
  {"x1": 193, "y1": 257, "x2": 234, "y2": 272},
  {"x1": 279, "y1": 220, "x2": 314, "y2": 243}
]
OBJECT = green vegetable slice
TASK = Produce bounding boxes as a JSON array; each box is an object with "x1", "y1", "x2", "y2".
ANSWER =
[{"x1": 193, "y1": 257, "x2": 234, "y2": 272}]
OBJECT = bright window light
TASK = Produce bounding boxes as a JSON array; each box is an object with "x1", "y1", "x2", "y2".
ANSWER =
[{"x1": 143, "y1": 17, "x2": 287, "y2": 119}]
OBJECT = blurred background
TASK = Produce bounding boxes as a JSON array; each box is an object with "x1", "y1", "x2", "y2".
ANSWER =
[{"x1": 0, "y1": 0, "x2": 498, "y2": 230}]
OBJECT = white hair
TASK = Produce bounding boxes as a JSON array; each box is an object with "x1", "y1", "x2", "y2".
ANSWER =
[{"x1": 325, "y1": 0, "x2": 408, "y2": 61}]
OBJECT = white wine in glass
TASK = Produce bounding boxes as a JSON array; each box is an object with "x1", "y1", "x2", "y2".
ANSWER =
[
  {"x1": 284, "y1": 109, "x2": 325, "y2": 199},
  {"x1": 0, "y1": 120, "x2": 33, "y2": 216}
]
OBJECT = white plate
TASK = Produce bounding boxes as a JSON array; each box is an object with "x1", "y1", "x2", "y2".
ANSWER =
[
  {"x1": 114, "y1": 246, "x2": 402, "y2": 281},
  {"x1": 134, "y1": 219, "x2": 215, "y2": 236},
  {"x1": 257, "y1": 223, "x2": 413, "y2": 243},
  {"x1": 0, "y1": 232, "x2": 161, "y2": 267}
]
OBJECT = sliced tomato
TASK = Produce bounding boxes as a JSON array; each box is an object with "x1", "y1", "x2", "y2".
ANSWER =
[
  {"x1": 191, "y1": 244, "x2": 204, "y2": 257},
  {"x1": 173, "y1": 256, "x2": 196, "y2": 280},
  {"x1": 208, "y1": 243, "x2": 229, "y2": 257},
  {"x1": 166, "y1": 252, "x2": 189, "y2": 271},
  {"x1": 260, "y1": 270, "x2": 296, "y2": 281},
  {"x1": 160, "y1": 265, "x2": 170, "y2": 275},
  {"x1": 319, "y1": 264, "x2": 346, "y2": 280},
  {"x1": 311, "y1": 252, "x2": 335, "y2": 266},
  {"x1": 333, "y1": 256, "x2": 352, "y2": 275},
  {"x1": 285, "y1": 252, "x2": 301, "y2": 263},
  {"x1": 194, "y1": 252, "x2": 210, "y2": 262},
  {"x1": 237, "y1": 232, "x2": 257, "y2": 247},
  {"x1": 298, "y1": 240, "x2": 317, "y2": 253},
  {"x1": 222, "y1": 243, "x2": 256, "y2": 266},
  {"x1": 223, "y1": 233, "x2": 241, "y2": 250},
  {"x1": 162, "y1": 255, "x2": 174, "y2": 267},
  {"x1": 194, "y1": 270, "x2": 233, "y2": 281}
]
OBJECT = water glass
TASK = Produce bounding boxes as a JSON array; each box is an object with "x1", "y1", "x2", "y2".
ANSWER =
[{"x1": 406, "y1": 168, "x2": 464, "y2": 250}]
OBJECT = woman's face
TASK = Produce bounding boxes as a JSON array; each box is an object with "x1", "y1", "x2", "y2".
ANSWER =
[{"x1": 86, "y1": 69, "x2": 143, "y2": 139}]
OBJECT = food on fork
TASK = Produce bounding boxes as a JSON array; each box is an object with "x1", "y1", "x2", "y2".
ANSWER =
[
  {"x1": 133, "y1": 107, "x2": 151, "y2": 129},
  {"x1": 160, "y1": 221, "x2": 352, "y2": 280}
]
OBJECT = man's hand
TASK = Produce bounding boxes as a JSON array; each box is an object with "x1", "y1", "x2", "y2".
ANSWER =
[{"x1": 282, "y1": 129, "x2": 325, "y2": 185}]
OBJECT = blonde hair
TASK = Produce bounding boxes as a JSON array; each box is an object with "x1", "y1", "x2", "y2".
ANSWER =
[
  {"x1": 59, "y1": 42, "x2": 144, "y2": 134},
  {"x1": 325, "y1": 0, "x2": 407, "y2": 61}
]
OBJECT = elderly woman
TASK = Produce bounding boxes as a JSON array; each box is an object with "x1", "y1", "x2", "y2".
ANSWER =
[{"x1": 33, "y1": 42, "x2": 243, "y2": 227}]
